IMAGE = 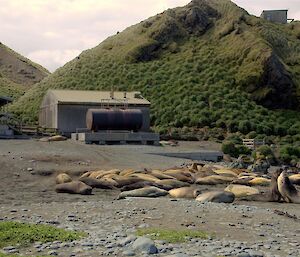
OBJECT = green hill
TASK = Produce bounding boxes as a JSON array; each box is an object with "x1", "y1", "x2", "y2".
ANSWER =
[
  {"x1": 10, "y1": 0, "x2": 300, "y2": 143},
  {"x1": 0, "y1": 42, "x2": 49, "y2": 99}
]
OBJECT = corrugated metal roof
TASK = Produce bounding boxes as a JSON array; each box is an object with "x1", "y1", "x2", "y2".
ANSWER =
[{"x1": 48, "y1": 90, "x2": 151, "y2": 106}]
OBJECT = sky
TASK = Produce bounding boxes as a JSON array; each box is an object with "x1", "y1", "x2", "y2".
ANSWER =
[{"x1": 1, "y1": 0, "x2": 299, "y2": 72}]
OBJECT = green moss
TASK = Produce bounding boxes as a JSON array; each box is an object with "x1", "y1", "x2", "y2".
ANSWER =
[
  {"x1": 0, "y1": 221, "x2": 86, "y2": 248},
  {"x1": 136, "y1": 228, "x2": 210, "y2": 243}
]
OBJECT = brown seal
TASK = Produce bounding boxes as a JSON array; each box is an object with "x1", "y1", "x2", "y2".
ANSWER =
[
  {"x1": 79, "y1": 177, "x2": 116, "y2": 189},
  {"x1": 55, "y1": 181, "x2": 92, "y2": 195},
  {"x1": 278, "y1": 170, "x2": 300, "y2": 204},
  {"x1": 169, "y1": 186, "x2": 201, "y2": 199}
]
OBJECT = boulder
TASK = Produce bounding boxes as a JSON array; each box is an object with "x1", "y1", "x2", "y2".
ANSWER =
[
  {"x1": 132, "y1": 237, "x2": 158, "y2": 254},
  {"x1": 225, "y1": 185, "x2": 260, "y2": 198},
  {"x1": 196, "y1": 191, "x2": 235, "y2": 203}
]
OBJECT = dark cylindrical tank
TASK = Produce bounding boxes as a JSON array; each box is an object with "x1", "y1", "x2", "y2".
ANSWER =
[{"x1": 86, "y1": 109, "x2": 143, "y2": 131}]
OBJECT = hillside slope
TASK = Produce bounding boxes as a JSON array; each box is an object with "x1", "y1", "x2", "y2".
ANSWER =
[
  {"x1": 10, "y1": 0, "x2": 300, "y2": 139},
  {"x1": 0, "y1": 42, "x2": 50, "y2": 99}
]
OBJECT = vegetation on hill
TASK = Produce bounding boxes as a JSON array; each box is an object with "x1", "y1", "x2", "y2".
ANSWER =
[
  {"x1": 9, "y1": 0, "x2": 300, "y2": 162},
  {"x1": 0, "y1": 42, "x2": 49, "y2": 99}
]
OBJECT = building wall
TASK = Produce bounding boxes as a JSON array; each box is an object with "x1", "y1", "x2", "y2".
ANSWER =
[
  {"x1": 57, "y1": 104, "x2": 150, "y2": 135},
  {"x1": 261, "y1": 11, "x2": 287, "y2": 24},
  {"x1": 39, "y1": 94, "x2": 57, "y2": 128}
]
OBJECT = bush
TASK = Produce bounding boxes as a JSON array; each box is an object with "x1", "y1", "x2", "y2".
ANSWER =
[
  {"x1": 226, "y1": 134, "x2": 243, "y2": 145},
  {"x1": 222, "y1": 141, "x2": 239, "y2": 158},
  {"x1": 280, "y1": 146, "x2": 300, "y2": 163},
  {"x1": 256, "y1": 145, "x2": 273, "y2": 157}
]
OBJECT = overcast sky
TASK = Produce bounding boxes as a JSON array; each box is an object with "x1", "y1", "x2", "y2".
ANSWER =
[{"x1": 1, "y1": 0, "x2": 299, "y2": 72}]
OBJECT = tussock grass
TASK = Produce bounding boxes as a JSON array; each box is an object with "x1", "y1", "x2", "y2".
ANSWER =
[
  {"x1": 136, "y1": 228, "x2": 210, "y2": 243},
  {"x1": 0, "y1": 221, "x2": 86, "y2": 248},
  {"x1": 8, "y1": 0, "x2": 300, "y2": 149}
]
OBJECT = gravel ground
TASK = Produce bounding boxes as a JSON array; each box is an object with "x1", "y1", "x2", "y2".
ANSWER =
[{"x1": 0, "y1": 139, "x2": 299, "y2": 257}]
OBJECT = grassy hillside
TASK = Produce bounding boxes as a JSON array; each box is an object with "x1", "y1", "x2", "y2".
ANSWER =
[
  {"x1": 0, "y1": 42, "x2": 49, "y2": 99},
  {"x1": 10, "y1": 0, "x2": 300, "y2": 145}
]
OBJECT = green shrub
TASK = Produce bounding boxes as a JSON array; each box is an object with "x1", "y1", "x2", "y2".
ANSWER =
[{"x1": 222, "y1": 141, "x2": 239, "y2": 158}]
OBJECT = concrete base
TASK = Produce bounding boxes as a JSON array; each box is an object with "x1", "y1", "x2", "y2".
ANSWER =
[
  {"x1": 72, "y1": 131, "x2": 160, "y2": 145},
  {"x1": 0, "y1": 124, "x2": 14, "y2": 138},
  {"x1": 153, "y1": 151, "x2": 223, "y2": 162}
]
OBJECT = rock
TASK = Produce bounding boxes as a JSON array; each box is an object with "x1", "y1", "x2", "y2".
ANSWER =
[
  {"x1": 225, "y1": 185, "x2": 260, "y2": 198},
  {"x1": 118, "y1": 235, "x2": 137, "y2": 247},
  {"x1": 248, "y1": 159, "x2": 270, "y2": 174},
  {"x1": 196, "y1": 191, "x2": 235, "y2": 203},
  {"x1": 230, "y1": 155, "x2": 252, "y2": 169},
  {"x1": 132, "y1": 237, "x2": 158, "y2": 254},
  {"x1": 123, "y1": 249, "x2": 136, "y2": 256},
  {"x1": 55, "y1": 173, "x2": 72, "y2": 184}
]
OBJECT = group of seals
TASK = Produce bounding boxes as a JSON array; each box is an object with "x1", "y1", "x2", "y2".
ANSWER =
[{"x1": 53, "y1": 165, "x2": 300, "y2": 204}]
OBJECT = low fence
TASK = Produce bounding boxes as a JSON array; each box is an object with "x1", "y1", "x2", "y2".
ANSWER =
[
  {"x1": 242, "y1": 139, "x2": 265, "y2": 149},
  {"x1": 14, "y1": 125, "x2": 58, "y2": 136}
]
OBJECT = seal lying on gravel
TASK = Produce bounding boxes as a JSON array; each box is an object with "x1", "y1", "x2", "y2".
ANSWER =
[
  {"x1": 196, "y1": 191, "x2": 235, "y2": 203},
  {"x1": 120, "y1": 181, "x2": 172, "y2": 192},
  {"x1": 278, "y1": 171, "x2": 300, "y2": 204},
  {"x1": 169, "y1": 186, "x2": 202, "y2": 199},
  {"x1": 55, "y1": 181, "x2": 92, "y2": 195},
  {"x1": 117, "y1": 186, "x2": 168, "y2": 200},
  {"x1": 79, "y1": 177, "x2": 116, "y2": 189},
  {"x1": 55, "y1": 173, "x2": 72, "y2": 184}
]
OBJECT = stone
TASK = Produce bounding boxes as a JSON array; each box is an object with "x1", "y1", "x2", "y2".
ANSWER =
[{"x1": 132, "y1": 237, "x2": 158, "y2": 254}]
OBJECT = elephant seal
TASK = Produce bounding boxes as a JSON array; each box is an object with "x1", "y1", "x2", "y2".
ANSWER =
[
  {"x1": 117, "y1": 186, "x2": 168, "y2": 200},
  {"x1": 79, "y1": 177, "x2": 116, "y2": 189},
  {"x1": 55, "y1": 181, "x2": 92, "y2": 195},
  {"x1": 120, "y1": 181, "x2": 172, "y2": 192},
  {"x1": 269, "y1": 169, "x2": 282, "y2": 202},
  {"x1": 154, "y1": 179, "x2": 190, "y2": 189},
  {"x1": 169, "y1": 186, "x2": 201, "y2": 199},
  {"x1": 278, "y1": 171, "x2": 300, "y2": 204},
  {"x1": 112, "y1": 176, "x2": 143, "y2": 187},
  {"x1": 196, "y1": 175, "x2": 234, "y2": 185},
  {"x1": 55, "y1": 173, "x2": 72, "y2": 184},
  {"x1": 289, "y1": 174, "x2": 300, "y2": 185},
  {"x1": 196, "y1": 191, "x2": 235, "y2": 203},
  {"x1": 225, "y1": 184, "x2": 260, "y2": 198}
]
